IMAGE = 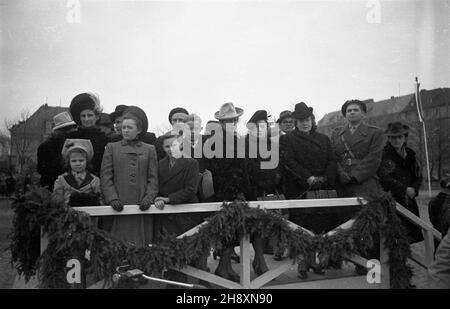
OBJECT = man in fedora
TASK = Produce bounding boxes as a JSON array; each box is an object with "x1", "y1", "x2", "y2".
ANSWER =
[{"x1": 37, "y1": 111, "x2": 78, "y2": 191}]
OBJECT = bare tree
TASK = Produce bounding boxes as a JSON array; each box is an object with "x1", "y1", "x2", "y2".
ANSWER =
[{"x1": 6, "y1": 109, "x2": 32, "y2": 174}]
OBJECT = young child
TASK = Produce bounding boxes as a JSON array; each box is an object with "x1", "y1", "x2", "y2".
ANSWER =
[
  {"x1": 100, "y1": 106, "x2": 158, "y2": 247},
  {"x1": 52, "y1": 139, "x2": 102, "y2": 207}
]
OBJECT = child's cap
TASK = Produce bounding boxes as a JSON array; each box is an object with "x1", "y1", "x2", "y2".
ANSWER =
[{"x1": 62, "y1": 139, "x2": 94, "y2": 162}]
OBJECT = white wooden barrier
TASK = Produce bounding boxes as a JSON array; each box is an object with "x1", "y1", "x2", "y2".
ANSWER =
[{"x1": 38, "y1": 198, "x2": 443, "y2": 289}]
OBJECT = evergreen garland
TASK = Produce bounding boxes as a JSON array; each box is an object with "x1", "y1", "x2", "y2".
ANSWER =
[{"x1": 9, "y1": 186, "x2": 413, "y2": 289}]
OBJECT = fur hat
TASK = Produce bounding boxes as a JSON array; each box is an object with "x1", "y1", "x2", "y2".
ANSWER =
[{"x1": 69, "y1": 93, "x2": 102, "y2": 125}]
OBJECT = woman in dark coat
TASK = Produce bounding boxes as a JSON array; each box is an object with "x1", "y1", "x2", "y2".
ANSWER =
[
  {"x1": 69, "y1": 92, "x2": 108, "y2": 176},
  {"x1": 378, "y1": 122, "x2": 423, "y2": 244},
  {"x1": 280, "y1": 102, "x2": 337, "y2": 278}
]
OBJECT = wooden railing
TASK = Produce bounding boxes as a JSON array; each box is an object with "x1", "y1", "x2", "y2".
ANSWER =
[{"x1": 39, "y1": 198, "x2": 443, "y2": 289}]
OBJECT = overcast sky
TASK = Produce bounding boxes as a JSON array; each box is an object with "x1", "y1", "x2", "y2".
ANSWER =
[{"x1": 1, "y1": 0, "x2": 449, "y2": 134}]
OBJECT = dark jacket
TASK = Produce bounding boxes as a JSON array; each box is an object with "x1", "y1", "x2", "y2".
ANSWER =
[
  {"x1": 37, "y1": 134, "x2": 66, "y2": 191},
  {"x1": 71, "y1": 127, "x2": 108, "y2": 176},
  {"x1": 245, "y1": 134, "x2": 281, "y2": 198},
  {"x1": 280, "y1": 129, "x2": 337, "y2": 199},
  {"x1": 206, "y1": 129, "x2": 255, "y2": 202},
  {"x1": 331, "y1": 123, "x2": 385, "y2": 197},
  {"x1": 428, "y1": 227, "x2": 450, "y2": 288},
  {"x1": 429, "y1": 192, "x2": 450, "y2": 236},
  {"x1": 154, "y1": 157, "x2": 200, "y2": 240},
  {"x1": 378, "y1": 143, "x2": 423, "y2": 243}
]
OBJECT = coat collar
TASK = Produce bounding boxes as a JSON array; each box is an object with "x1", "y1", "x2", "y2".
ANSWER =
[
  {"x1": 159, "y1": 156, "x2": 188, "y2": 184},
  {"x1": 338, "y1": 122, "x2": 369, "y2": 144},
  {"x1": 63, "y1": 172, "x2": 94, "y2": 190},
  {"x1": 291, "y1": 129, "x2": 322, "y2": 148},
  {"x1": 121, "y1": 139, "x2": 143, "y2": 147}
]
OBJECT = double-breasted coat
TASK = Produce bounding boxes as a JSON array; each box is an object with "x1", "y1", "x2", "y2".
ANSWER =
[
  {"x1": 153, "y1": 157, "x2": 200, "y2": 241},
  {"x1": 280, "y1": 128, "x2": 338, "y2": 233},
  {"x1": 331, "y1": 123, "x2": 386, "y2": 197},
  {"x1": 378, "y1": 143, "x2": 423, "y2": 243},
  {"x1": 100, "y1": 139, "x2": 158, "y2": 247}
]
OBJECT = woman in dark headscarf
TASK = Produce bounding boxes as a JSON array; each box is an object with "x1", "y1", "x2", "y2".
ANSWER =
[{"x1": 378, "y1": 122, "x2": 423, "y2": 244}]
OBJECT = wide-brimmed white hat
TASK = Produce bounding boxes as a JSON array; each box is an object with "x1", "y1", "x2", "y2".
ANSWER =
[
  {"x1": 61, "y1": 139, "x2": 94, "y2": 162},
  {"x1": 214, "y1": 102, "x2": 244, "y2": 120},
  {"x1": 53, "y1": 112, "x2": 77, "y2": 131}
]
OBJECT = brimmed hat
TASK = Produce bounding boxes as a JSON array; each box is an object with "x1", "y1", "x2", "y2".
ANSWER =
[
  {"x1": 122, "y1": 106, "x2": 149, "y2": 134},
  {"x1": 385, "y1": 122, "x2": 409, "y2": 137},
  {"x1": 169, "y1": 107, "x2": 189, "y2": 124},
  {"x1": 214, "y1": 102, "x2": 244, "y2": 120},
  {"x1": 341, "y1": 100, "x2": 367, "y2": 117},
  {"x1": 247, "y1": 110, "x2": 269, "y2": 125},
  {"x1": 62, "y1": 139, "x2": 94, "y2": 162},
  {"x1": 109, "y1": 105, "x2": 129, "y2": 123},
  {"x1": 291, "y1": 102, "x2": 313, "y2": 120},
  {"x1": 277, "y1": 110, "x2": 293, "y2": 123},
  {"x1": 52, "y1": 112, "x2": 77, "y2": 132},
  {"x1": 69, "y1": 93, "x2": 102, "y2": 125}
]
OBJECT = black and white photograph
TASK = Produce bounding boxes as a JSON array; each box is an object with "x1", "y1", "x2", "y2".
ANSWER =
[{"x1": 0, "y1": 0, "x2": 449, "y2": 292}]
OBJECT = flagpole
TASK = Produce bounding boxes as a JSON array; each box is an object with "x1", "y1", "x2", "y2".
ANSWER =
[{"x1": 415, "y1": 77, "x2": 432, "y2": 198}]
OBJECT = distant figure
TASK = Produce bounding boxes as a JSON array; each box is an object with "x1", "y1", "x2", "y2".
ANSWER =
[
  {"x1": 6, "y1": 174, "x2": 16, "y2": 196},
  {"x1": 429, "y1": 173, "x2": 450, "y2": 249},
  {"x1": 277, "y1": 110, "x2": 295, "y2": 135}
]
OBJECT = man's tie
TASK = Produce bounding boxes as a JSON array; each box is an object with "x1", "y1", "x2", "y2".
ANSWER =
[{"x1": 349, "y1": 126, "x2": 356, "y2": 134}]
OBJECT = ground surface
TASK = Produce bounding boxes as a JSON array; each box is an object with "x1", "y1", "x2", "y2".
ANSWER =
[{"x1": 1, "y1": 186, "x2": 444, "y2": 289}]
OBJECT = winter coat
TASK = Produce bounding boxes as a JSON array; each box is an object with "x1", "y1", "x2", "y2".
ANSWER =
[
  {"x1": 245, "y1": 134, "x2": 282, "y2": 198},
  {"x1": 71, "y1": 127, "x2": 108, "y2": 176},
  {"x1": 429, "y1": 192, "x2": 450, "y2": 237},
  {"x1": 52, "y1": 172, "x2": 102, "y2": 207},
  {"x1": 100, "y1": 139, "x2": 159, "y2": 247},
  {"x1": 280, "y1": 129, "x2": 337, "y2": 198},
  {"x1": 153, "y1": 157, "x2": 200, "y2": 241},
  {"x1": 428, "y1": 227, "x2": 450, "y2": 288},
  {"x1": 331, "y1": 123, "x2": 385, "y2": 197},
  {"x1": 37, "y1": 134, "x2": 66, "y2": 191},
  {"x1": 107, "y1": 131, "x2": 157, "y2": 145},
  {"x1": 378, "y1": 143, "x2": 423, "y2": 243},
  {"x1": 206, "y1": 129, "x2": 255, "y2": 202}
]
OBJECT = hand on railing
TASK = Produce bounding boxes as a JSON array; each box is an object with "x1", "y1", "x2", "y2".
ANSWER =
[
  {"x1": 139, "y1": 199, "x2": 152, "y2": 211},
  {"x1": 110, "y1": 199, "x2": 124, "y2": 212}
]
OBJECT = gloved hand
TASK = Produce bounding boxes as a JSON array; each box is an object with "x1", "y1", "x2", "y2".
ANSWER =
[
  {"x1": 110, "y1": 199, "x2": 124, "y2": 212},
  {"x1": 139, "y1": 199, "x2": 152, "y2": 211}
]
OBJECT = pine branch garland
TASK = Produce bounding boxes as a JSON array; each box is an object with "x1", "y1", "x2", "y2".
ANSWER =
[{"x1": 9, "y1": 186, "x2": 413, "y2": 288}]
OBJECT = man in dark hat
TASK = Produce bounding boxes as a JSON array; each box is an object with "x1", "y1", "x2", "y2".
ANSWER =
[
  {"x1": 331, "y1": 99, "x2": 385, "y2": 197},
  {"x1": 277, "y1": 110, "x2": 295, "y2": 135},
  {"x1": 331, "y1": 99, "x2": 385, "y2": 274},
  {"x1": 155, "y1": 107, "x2": 190, "y2": 160}
]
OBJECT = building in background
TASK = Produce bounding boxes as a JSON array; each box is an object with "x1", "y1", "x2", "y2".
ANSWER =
[{"x1": 318, "y1": 88, "x2": 450, "y2": 180}]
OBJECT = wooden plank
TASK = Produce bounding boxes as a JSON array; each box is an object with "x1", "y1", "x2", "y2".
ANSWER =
[
  {"x1": 250, "y1": 260, "x2": 294, "y2": 289},
  {"x1": 240, "y1": 235, "x2": 251, "y2": 288},
  {"x1": 408, "y1": 252, "x2": 427, "y2": 269},
  {"x1": 395, "y1": 204, "x2": 442, "y2": 240},
  {"x1": 327, "y1": 219, "x2": 355, "y2": 236},
  {"x1": 380, "y1": 233, "x2": 390, "y2": 289},
  {"x1": 262, "y1": 275, "x2": 378, "y2": 289},
  {"x1": 72, "y1": 198, "x2": 365, "y2": 217},
  {"x1": 344, "y1": 254, "x2": 369, "y2": 268},
  {"x1": 177, "y1": 265, "x2": 242, "y2": 289},
  {"x1": 40, "y1": 227, "x2": 48, "y2": 255},
  {"x1": 423, "y1": 230, "x2": 435, "y2": 266},
  {"x1": 177, "y1": 221, "x2": 208, "y2": 239},
  {"x1": 284, "y1": 219, "x2": 315, "y2": 236}
]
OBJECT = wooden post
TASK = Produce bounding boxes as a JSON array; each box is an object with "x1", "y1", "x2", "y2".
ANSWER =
[
  {"x1": 40, "y1": 226, "x2": 48, "y2": 255},
  {"x1": 240, "y1": 234, "x2": 251, "y2": 288},
  {"x1": 379, "y1": 232, "x2": 390, "y2": 289},
  {"x1": 423, "y1": 230, "x2": 435, "y2": 266}
]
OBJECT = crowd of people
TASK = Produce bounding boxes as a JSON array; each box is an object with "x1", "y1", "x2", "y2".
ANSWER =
[{"x1": 34, "y1": 92, "x2": 450, "y2": 285}]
